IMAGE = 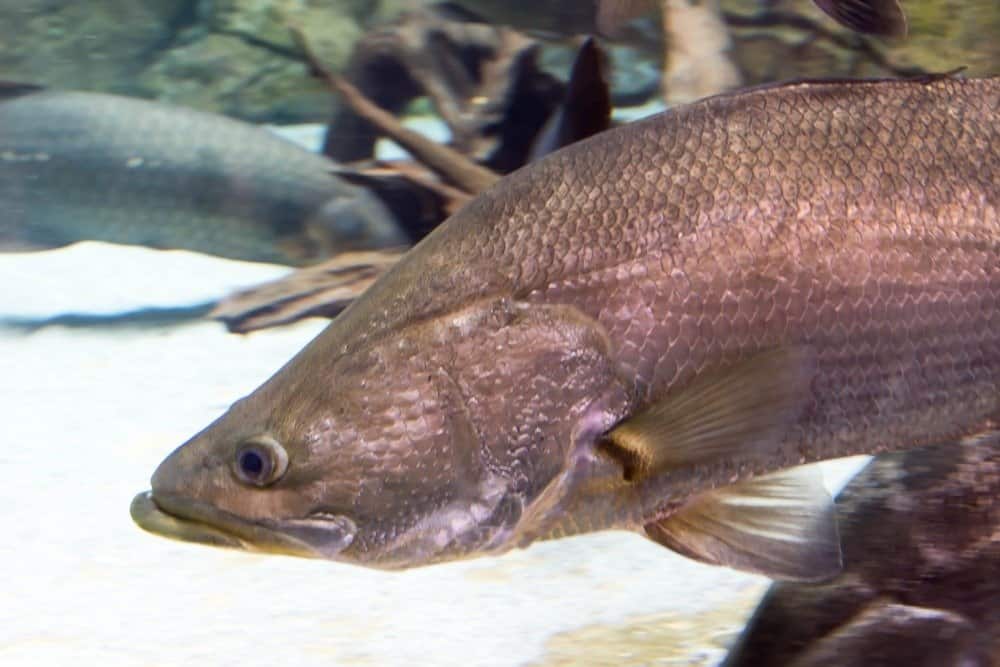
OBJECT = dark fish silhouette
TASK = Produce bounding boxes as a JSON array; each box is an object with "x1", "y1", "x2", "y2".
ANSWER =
[
  {"x1": 722, "y1": 432, "x2": 1000, "y2": 666},
  {"x1": 132, "y1": 76, "x2": 998, "y2": 577},
  {"x1": 814, "y1": 0, "x2": 907, "y2": 37},
  {"x1": 0, "y1": 84, "x2": 406, "y2": 265},
  {"x1": 529, "y1": 37, "x2": 612, "y2": 161}
]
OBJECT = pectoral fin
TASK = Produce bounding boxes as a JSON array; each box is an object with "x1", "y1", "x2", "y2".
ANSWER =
[
  {"x1": 603, "y1": 346, "x2": 817, "y2": 481},
  {"x1": 645, "y1": 465, "x2": 842, "y2": 581}
]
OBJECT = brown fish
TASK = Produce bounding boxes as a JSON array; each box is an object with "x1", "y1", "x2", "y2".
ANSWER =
[{"x1": 131, "y1": 76, "x2": 999, "y2": 580}]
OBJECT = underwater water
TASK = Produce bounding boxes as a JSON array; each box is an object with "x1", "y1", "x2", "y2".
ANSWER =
[{"x1": 1, "y1": 1, "x2": 997, "y2": 665}]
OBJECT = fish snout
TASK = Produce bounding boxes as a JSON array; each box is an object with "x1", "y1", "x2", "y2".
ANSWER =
[
  {"x1": 149, "y1": 449, "x2": 181, "y2": 498},
  {"x1": 149, "y1": 436, "x2": 229, "y2": 499},
  {"x1": 137, "y1": 445, "x2": 358, "y2": 560}
]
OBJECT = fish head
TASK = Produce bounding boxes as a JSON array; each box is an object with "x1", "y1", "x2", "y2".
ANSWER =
[{"x1": 132, "y1": 297, "x2": 630, "y2": 569}]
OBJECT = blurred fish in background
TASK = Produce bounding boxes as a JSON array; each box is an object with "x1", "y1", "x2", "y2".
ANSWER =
[
  {"x1": 723, "y1": 432, "x2": 1000, "y2": 666},
  {"x1": 449, "y1": 0, "x2": 909, "y2": 104},
  {"x1": 0, "y1": 83, "x2": 407, "y2": 266},
  {"x1": 455, "y1": 0, "x2": 908, "y2": 37}
]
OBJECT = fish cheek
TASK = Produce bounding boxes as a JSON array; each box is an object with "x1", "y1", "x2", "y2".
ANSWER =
[
  {"x1": 303, "y1": 299, "x2": 631, "y2": 566},
  {"x1": 300, "y1": 347, "x2": 494, "y2": 564},
  {"x1": 437, "y1": 302, "x2": 634, "y2": 550}
]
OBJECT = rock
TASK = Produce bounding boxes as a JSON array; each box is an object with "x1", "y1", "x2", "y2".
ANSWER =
[
  {"x1": 0, "y1": 0, "x2": 996, "y2": 123},
  {"x1": 0, "y1": 1, "x2": 196, "y2": 93},
  {"x1": 0, "y1": 0, "x2": 412, "y2": 123},
  {"x1": 136, "y1": 32, "x2": 332, "y2": 123},
  {"x1": 138, "y1": 0, "x2": 370, "y2": 123}
]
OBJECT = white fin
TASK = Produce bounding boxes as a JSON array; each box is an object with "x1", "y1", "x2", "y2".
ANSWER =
[{"x1": 645, "y1": 465, "x2": 842, "y2": 581}]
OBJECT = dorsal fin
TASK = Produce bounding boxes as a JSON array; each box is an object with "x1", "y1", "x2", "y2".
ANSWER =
[{"x1": 529, "y1": 37, "x2": 612, "y2": 160}]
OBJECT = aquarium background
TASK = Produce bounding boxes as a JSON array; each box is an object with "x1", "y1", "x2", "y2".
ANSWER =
[{"x1": 1, "y1": 1, "x2": 997, "y2": 665}]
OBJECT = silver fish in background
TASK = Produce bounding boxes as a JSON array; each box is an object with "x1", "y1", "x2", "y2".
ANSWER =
[
  {"x1": 132, "y1": 76, "x2": 998, "y2": 580},
  {"x1": 722, "y1": 432, "x2": 1000, "y2": 666},
  {"x1": 0, "y1": 83, "x2": 407, "y2": 265}
]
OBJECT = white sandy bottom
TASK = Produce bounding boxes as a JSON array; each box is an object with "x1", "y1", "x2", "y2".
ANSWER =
[{"x1": 0, "y1": 240, "x2": 867, "y2": 666}]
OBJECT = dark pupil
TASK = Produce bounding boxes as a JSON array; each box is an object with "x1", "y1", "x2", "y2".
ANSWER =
[{"x1": 239, "y1": 449, "x2": 266, "y2": 478}]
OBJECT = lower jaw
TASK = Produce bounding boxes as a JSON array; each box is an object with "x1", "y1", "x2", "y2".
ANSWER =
[
  {"x1": 130, "y1": 490, "x2": 246, "y2": 549},
  {"x1": 129, "y1": 490, "x2": 322, "y2": 559}
]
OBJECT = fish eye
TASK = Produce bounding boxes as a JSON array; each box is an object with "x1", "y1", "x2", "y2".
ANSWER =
[{"x1": 233, "y1": 437, "x2": 288, "y2": 487}]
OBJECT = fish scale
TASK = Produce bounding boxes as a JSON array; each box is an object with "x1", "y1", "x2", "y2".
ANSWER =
[
  {"x1": 134, "y1": 76, "x2": 999, "y2": 576},
  {"x1": 330, "y1": 77, "x2": 1000, "y2": 463}
]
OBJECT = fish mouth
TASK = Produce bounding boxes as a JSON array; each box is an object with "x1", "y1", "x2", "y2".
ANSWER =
[{"x1": 129, "y1": 490, "x2": 356, "y2": 560}]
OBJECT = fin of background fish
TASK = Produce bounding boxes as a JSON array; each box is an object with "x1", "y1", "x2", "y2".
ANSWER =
[
  {"x1": 595, "y1": 0, "x2": 657, "y2": 37},
  {"x1": 529, "y1": 37, "x2": 612, "y2": 161},
  {"x1": 0, "y1": 81, "x2": 45, "y2": 101},
  {"x1": 603, "y1": 347, "x2": 817, "y2": 481},
  {"x1": 645, "y1": 465, "x2": 842, "y2": 581},
  {"x1": 812, "y1": 0, "x2": 907, "y2": 37}
]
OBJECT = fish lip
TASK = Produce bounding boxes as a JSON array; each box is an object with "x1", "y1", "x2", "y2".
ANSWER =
[
  {"x1": 130, "y1": 490, "x2": 247, "y2": 550},
  {"x1": 129, "y1": 490, "x2": 355, "y2": 559}
]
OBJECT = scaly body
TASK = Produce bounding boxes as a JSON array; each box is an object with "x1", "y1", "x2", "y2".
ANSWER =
[{"x1": 133, "y1": 76, "x2": 999, "y2": 578}]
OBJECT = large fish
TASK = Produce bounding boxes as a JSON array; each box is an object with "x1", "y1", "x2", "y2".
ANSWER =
[
  {"x1": 0, "y1": 84, "x2": 407, "y2": 265},
  {"x1": 132, "y1": 76, "x2": 999, "y2": 580}
]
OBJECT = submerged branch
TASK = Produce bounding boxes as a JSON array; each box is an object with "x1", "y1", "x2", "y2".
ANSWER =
[
  {"x1": 290, "y1": 26, "x2": 500, "y2": 194},
  {"x1": 212, "y1": 249, "x2": 406, "y2": 333}
]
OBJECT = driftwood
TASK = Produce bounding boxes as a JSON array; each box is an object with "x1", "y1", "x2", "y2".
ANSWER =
[
  {"x1": 291, "y1": 25, "x2": 499, "y2": 195},
  {"x1": 319, "y1": 5, "x2": 564, "y2": 170},
  {"x1": 214, "y1": 15, "x2": 611, "y2": 334},
  {"x1": 211, "y1": 249, "x2": 406, "y2": 333}
]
